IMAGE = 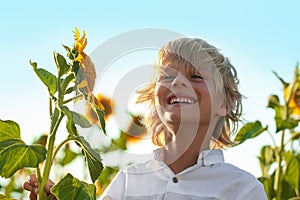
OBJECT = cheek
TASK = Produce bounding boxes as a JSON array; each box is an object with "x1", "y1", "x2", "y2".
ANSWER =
[
  {"x1": 196, "y1": 84, "x2": 212, "y2": 110},
  {"x1": 154, "y1": 84, "x2": 166, "y2": 105},
  {"x1": 200, "y1": 84, "x2": 221, "y2": 115}
]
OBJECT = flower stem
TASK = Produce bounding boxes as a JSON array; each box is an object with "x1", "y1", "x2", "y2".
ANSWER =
[
  {"x1": 267, "y1": 130, "x2": 277, "y2": 147},
  {"x1": 38, "y1": 113, "x2": 64, "y2": 200},
  {"x1": 49, "y1": 97, "x2": 53, "y2": 116},
  {"x1": 274, "y1": 129, "x2": 285, "y2": 200},
  {"x1": 52, "y1": 137, "x2": 76, "y2": 162},
  {"x1": 36, "y1": 165, "x2": 42, "y2": 184},
  {"x1": 63, "y1": 94, "x2": 82, "y2": 104}
]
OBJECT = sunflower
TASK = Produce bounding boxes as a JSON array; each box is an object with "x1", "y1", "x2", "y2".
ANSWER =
[
  {"x1": 86, "y1": 94, "x2": 115, "y2": 125},
  {"x1": 96, "y1": 180, "x2": 104, "y2": 196},
  {"x1": 284, "y1": 82, "x2": 300, "y2": 117},
  {"x1": 73, "y1": 27, "x2": 87, "y2": 64},
  {"x1": 72, "y1": 28, "x2": 96, "y2": 95},
  {"x1": 125, "y1": 114, "x2": 147, "y2": 143}
]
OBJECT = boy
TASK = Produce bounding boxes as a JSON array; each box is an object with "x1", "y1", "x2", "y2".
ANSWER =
[{"x1": 24, "y1": 37, "x2": 267, "y2": 199}]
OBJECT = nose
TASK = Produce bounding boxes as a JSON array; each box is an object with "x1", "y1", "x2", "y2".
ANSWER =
[{"x1": 171, "y1": 74, "x2": 187, "y2": 87}]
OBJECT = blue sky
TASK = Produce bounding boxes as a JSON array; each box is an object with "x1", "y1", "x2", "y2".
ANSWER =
[{"x1": 1, "y1": 0, "x2": 300, "y2": 177}]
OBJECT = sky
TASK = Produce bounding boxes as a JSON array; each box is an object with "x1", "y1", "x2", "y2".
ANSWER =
[{"x1": 1, "y1": 0, "x2": 300, "y2": 179}]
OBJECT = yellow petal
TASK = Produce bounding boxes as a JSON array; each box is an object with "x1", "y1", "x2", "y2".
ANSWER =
[
  {"x1": 79, "y1": 31, "x2": 86, "y2": 43},
  {"x1": 82, "y1": 38, "x2": 88, "y2": 51},
  {"x1": 76, "y1": 79, "x2": 88, "y2": 89},
  {"x1": 73, "y1": 27, "x2": 80, "y2": 41},
  {"x1": 284, "y1": 84, "x2": 291, "y2": 102},
  {"x1": 96, "y1": 101, "x2": 105, "y2": 111},
  {"x1": 75, "y1": 54, "x2": 84, "y2": 63}
]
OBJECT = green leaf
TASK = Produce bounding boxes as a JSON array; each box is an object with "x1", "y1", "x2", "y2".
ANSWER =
[
  {"x1": 72, "y1": 112, "x2": 92, "y2": 128},
  {"x1": 0, "y1": 120, "x2": 47, "y2": 178},
  {"x1": 280, "y1": 179, "x2": 298, "y2": 199},
  {"x1": 258, "y1": 145, "x2": 275, "y2": 177},
  {"x1": 54, "y1": 52, "x2": 70, "y2": 77},
  {"x1": 72, "y1": 61, "x2": 80, "y2": 74},
  {"x1": 63, "y1": 109, "x2": 78, "y2": 136},
  {"x1": 290, "y1": 132, "x2": 300, "y2": 140},
  {"x1": 62, "y1": 44, "x2": 76, "y2": 60},
  {"x1": 0, "y1": 194, "x2": 16, "y2": 200},
  {"x1": 273, "y1": 71, "x2": 289, "y2": 88},
  {"x1": 61, "y1": 73, "x2": 75, "y2": 95},
  {"x1": 61, "y1": 145, "x2": 78, "y2": 166},
  {"x1": 30, "y1": 60, "x2": 57, "y2": 95},
  {"x1": 61, "y1": 107, "x2": 92, "y2": 137},
  {"x1": 51, "y1": 107, "x2": 60, "y2": 133},
  {"x1": 283, "y1": 151, "x2": 300, "y2": 194},
  {"x1": 111, "y1": 131, "x2": 127, "y2": 150},
  {"x1": 97, "y1": 166, "x2": 119, "y2": 189},
  {"x1": 51, "y1": 173, "x2": 96, "y2": 200},
  {"x1": 75, "y1": 68, "x2": 85, "y2": 87},
  {"x1": 3, "y1": 176, "x2": 16, "y2": 197},
  {"x1": 234, "y1": 121, "x2": 267, "y2": 145},
  {"x1": 258, "y1": 175, "x2": 275, "y2": 200},
  {"x1": 267, "y1": 95, "x2": 280, "y2": 109},
  {"x1": 0, "y1": 120, "x2": 20, "y2": 141},
  {"x1": 288, "y1": 197, "x2": 300, "y2": 200},
  {"x1": 62, "y1": 44, "x2": 71, "y2": 53},
  {"x1": 74, "y1": 136, "x2": 103, "y2": 183},
  {"x1": 93, "y1": 106, "x2": 106, "y2": 135},
  {"x1": 274, "y1": 106, "x2": 298, "y2": 132},
  {"x1": 65, "y1": 87, "x2": 75, "y2": 95},
  {"x1": 61, "y1": 106, "x2": 92, "y2": 129}
]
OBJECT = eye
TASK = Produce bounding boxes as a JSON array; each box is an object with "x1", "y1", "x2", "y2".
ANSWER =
[
  {"x1": 190, "y1": 74, "x2": 203, "y2": 80},
  {"x1": 158, "y1": 75, "x2": 175, "y2": 82},
  {"x1": 164, "y1": 75, "x2": 175, "y2": 79}
]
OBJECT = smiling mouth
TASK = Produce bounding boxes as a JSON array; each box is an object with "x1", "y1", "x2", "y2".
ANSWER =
[{"x1": 168, "y1": 97, "x2": 196, "y2": 104}]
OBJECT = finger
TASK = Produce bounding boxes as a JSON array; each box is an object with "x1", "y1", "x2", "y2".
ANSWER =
[
  {"x1": 27, "y1": 174, "x2": 38, "y2": 186},
  {"x1": 48, "y1": 179, "x2": 55, "y2": 185},
  {"x1": 45, "y1": 179, "x2": 55, "y2": 193},
  {"x1": 45, "y1": 184, "x2": 53, "y2": 193},
  {"x1": 22, "y1": 181, "x2": 34, "y2": 192},
  {"x1": 29, "y1": 191, "x2": 37, "y2": 200}
]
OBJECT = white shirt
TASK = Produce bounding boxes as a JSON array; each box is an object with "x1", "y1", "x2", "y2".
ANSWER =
[{"x1": 100, "y1": 149, "x2": 267, "y2": 200}]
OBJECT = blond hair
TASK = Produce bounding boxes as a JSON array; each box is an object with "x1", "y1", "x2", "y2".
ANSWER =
[{"x1": 136, "y1": 38, "x2": 242, "y2": 148}]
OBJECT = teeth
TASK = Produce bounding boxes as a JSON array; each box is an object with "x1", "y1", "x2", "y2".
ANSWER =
[{"x1": 169, "y1": 97, "x2": 195, "y2": 104}]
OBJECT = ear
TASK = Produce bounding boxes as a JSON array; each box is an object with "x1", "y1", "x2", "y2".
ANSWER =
[{"x1": 216, "y1": 102, "x2": 228, "y2": 117}]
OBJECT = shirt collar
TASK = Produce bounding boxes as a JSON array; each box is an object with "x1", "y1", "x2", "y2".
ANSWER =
[
  {"x1": 153, "y1": 148, "x2": 224, "y2": 167},
  {"x1": 197, "y1": 149, "x2": 224, "y2": 166}
]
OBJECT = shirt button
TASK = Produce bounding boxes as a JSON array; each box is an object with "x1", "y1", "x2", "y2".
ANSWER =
[{"x1": 172, "y1": 177, "x2": 178, "y2": 183}]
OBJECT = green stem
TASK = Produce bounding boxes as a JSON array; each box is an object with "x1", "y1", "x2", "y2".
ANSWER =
[
  {"x1": 49, "y1": 97, "x2": 53, "y2": 116},
  {"x1": 38, "y1": 113, "x2": 64, "y2": 200},
  {"x1": 52, "y1": 137, "x2": 76, "y2": 162},
  {"x1": 36, "y1": 165, "x2": 42, "y2": 184},
  {"x1": 63, "y1": 94, "x2": 82, "y2": 104},
  {"x1": 57, "y1": 71, "x2": 63, "y2": 108},
  {"x1": 274, "y1": 129, "x2": 285, "y2": 200},
  {"x1": 284, "y1": 132, "x2": 300, "y2": 147},
  {"x1": 267, "y1": 130, "x2": 277, "y2": 147}
]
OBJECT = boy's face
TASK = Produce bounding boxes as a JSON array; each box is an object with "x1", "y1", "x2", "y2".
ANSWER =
[{"x1": 154, "y1": 60, "x2": 225, "y2": 132}]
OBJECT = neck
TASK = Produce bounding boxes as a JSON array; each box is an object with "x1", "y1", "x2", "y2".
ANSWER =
[{"x1": 164, "y1": 123, "x2": 211, "y2": 174}]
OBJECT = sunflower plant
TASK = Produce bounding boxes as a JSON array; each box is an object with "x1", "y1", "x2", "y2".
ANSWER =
[
  {"x1": 0, "y1": 28, "x2": 106, "y2": 200},
  {"x1": 233, "y1": 64, "x2": 300, "y2": 200}
]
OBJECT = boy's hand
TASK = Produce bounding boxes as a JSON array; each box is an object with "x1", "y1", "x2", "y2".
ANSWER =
[{"x1": 22, "y1": 174, "x2": 56, "y2": 200}]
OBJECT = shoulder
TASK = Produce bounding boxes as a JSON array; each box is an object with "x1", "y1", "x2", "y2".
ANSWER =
[
  {"x1": 211, "y1": 163, "x2": 267, "y2": 199},
  {"x1": 218, "y1": 163, "x2": 257, "y2": 179},
  {"x1": 211, "y1": 162, "x2": 260, "y2": 186}
]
